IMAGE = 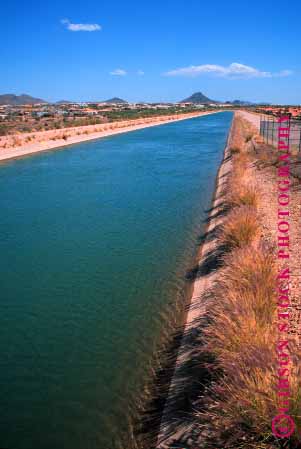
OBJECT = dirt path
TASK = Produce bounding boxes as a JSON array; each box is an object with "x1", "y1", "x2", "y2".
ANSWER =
[{"x1": 238, "y1": 110, "x2": 261, "y2": 129}]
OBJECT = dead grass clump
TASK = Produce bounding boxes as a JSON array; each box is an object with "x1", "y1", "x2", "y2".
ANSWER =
[
  {"x1": 205, "y1": 245, "x2": 276, "y2": 358},
  {"x1": 229, "y1": 152, "x2": 250, "y2": 183},
  {"x1": 229, "y1": 184, "x2": 259, "y2": 208},
  {"x1": 218, "y1": 206, "x2": 259, "y2": 250},
  {"x1": 222, "y1": 244, "x2": 275, "y2": 295},
  {"x1": 230, "y1": 146, "x2": 241, "y2": 155},
  {"x1": 12, "y1": 136, "x2": 22, "y2": 147}
]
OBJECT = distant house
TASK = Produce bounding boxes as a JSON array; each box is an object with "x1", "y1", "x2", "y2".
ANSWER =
[{"x1": 81, "y1": 108, "x2": 99, "y2": 115}]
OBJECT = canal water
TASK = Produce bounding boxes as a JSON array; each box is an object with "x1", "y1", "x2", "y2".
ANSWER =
[{"x1": 0, "y1": 111, "x2": 232, "y2": 449}]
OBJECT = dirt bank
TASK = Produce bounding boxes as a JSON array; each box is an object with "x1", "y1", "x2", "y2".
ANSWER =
[{"x1": 0, "y1": 111, "x2": 220, "y2": 163}]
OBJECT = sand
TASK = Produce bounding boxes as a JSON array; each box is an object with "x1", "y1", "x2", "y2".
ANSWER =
[{"x1": 0, "y1": 111, "x2": 220, "y2": 163}]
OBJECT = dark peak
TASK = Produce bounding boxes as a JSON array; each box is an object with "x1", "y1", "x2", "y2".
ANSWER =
[
  {"x1": 104, "y1": 97, "x2": 128, "y2": 104},
  {"x1": 180, "y1": 91, "x2": 218, "y2": 104}
]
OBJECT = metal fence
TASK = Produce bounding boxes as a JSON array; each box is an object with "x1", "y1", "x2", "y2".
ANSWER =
[{"x1": 259, "y1": 115, "x2": 301, "y2": 153}]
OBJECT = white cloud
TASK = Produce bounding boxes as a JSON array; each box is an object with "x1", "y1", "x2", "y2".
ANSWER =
[
  {"x1": 163, "y1": 63, "x2": 293, "y2": 79},
  {"x1": 137, "y1": 70, "x2": 145, "y2": 76},
  {"x1": 110, "y1": 69, "x2": 127, "y2": 76},
  {"x1": 61, "y1": 19, "x2": 101, "y2": 32}
]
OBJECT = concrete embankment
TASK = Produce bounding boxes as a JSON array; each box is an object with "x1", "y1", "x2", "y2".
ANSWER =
[
  {"x1": 0, "y1": 111, "x2": 220, "y2": 163},
  {"x1": 155, "y1": 113, "x2": 235, "y2": 449}
]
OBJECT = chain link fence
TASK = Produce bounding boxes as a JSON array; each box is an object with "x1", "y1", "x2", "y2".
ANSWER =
[{"x1": 259, "y1": 115, "x2": 301, "y2": 154}]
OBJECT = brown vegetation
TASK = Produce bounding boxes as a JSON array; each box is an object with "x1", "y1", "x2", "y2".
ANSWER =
[
  {"x1": 0, "y1": 111, "x2": 204, "y2": 152},
  {"x1": 195, "y1": 114, "x2": 301, "y2": 448}
]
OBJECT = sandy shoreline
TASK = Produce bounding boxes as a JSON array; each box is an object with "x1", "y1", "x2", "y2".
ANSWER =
[{"x1": 0, "y1": 111, "x2": 220, "y2": 163}]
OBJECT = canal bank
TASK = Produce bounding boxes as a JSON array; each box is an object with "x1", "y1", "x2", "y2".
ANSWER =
[
  {"x1": 0, "y1": 111, "x2": 221, "y2": 163},
  {"x1": 154, "y1": 110, "x2": 301, "y2": 449},
  {"x1": 155, "y1": 112, "x2": 235, "y2": 449}
]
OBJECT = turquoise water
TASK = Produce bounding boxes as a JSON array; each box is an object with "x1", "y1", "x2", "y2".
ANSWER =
[{"x1": 0, "y1": 111, "x2": 232, "y2": 449}]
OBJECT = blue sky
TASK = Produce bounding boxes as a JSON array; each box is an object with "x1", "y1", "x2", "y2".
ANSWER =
[{"x1": 2, "y1": 0, "x2": 301, "y2": 104}]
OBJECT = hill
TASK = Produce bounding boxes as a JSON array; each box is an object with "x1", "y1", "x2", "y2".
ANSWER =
[
  {"x1": 56, "y1": 100, "x2": 74, "y2": 105},
  {"x1": 104, "y1": 97, "x2": 128, "y2": 104},
  {"x1": 0, "y1": 94, "x2": 47, "y2": 106},
  {"x1": 230, "y1": 99, "x2": 253, "y2": 106},
  {"x1": 180, "y1": 92, "x2": 217, "y2": 104}
]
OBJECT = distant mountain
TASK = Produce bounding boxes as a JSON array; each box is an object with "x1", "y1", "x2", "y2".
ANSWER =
[
  {"x1": 180, "y1": 92, "x2": 218, "y2": 104},
  {"x1": 225, "y1": 99, "x2": 271, "y2": 106},
  {"x1": 0, "y1": 94, "x2": 47, "y2": 105},
  {"x1": 104, "y1": 97, "x2": 128, "y2": 104},
  {"x1": 56, "y1": 100, "x2": 74, "y2": 104},
  {"x1": 230, "y1": 99, "x2": 254, "y2": 106}
]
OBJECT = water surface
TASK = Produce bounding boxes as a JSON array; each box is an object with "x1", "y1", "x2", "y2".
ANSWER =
[{"x1": 0, "y1": 111, "x2": 232, "y2": 449}]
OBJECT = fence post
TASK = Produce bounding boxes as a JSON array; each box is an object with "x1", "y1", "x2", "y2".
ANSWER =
[{"x1": 288, "y1": 115, "x2": 291, "y2": 153}]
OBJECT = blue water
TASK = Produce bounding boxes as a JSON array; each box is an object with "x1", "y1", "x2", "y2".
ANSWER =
[{"x1": 0, "y1": 111, "x2": 232, "y2": 449}]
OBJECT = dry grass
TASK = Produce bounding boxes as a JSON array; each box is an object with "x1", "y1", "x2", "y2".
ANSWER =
[
  {"x1": 205, "y1": 245, "x2": 276, "y2": 357},
  {"x1": 194, "y1": 114, "x2": 301, "y2": 448},
  {"x1": 229, "y1": 184, "x2": 259, "y2": 208},
  {"x1": 227, "y1": 134, "x2": 260, "y2": 208},
  {"x1": 12, "y1": 136, "x2": 22, "y2": 147},
  {"x1": 230, "y1": 146, "x2": 241, "y2": 155},
  {"x1": 218, "y1": 205, "x2": 260, "y2": 250},
  {"x1": 197, "y1": 244, "x2": 301, "y2": 447}
]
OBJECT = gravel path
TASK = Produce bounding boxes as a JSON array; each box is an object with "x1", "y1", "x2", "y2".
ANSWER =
[
  {"x1": 238, "y1": 110, "x2": 261, "y2": 130},
  {"x1": 244, "y1": 113, "x2": 301, "y2": 345}
]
